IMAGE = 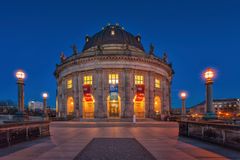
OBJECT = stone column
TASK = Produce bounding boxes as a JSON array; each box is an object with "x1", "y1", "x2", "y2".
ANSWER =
[
  {"x1": 181, "y1": 99, "x2": 186, "y2": 115},
  {"x1": 120, "y1": 70, "x2": 126, "y2": 118},
  {"x1": 17, "y1": 79, "x2": 25, "y2": 112},
  {"x1": 148, "y1": 71, "x2": 154, "y2": 118},
  {"x1": 96, "y1": 68, "x2": 105, "y2": 118},
  {"x1": 203, "y1": 81, "x2": 217, "y2": 119},
  {"x1": 78, "y1": 72, "x2": 83, "y2": 118},
  {"x1": 73, "y1": 73, "x2": 79, "y2": 118},
  {"x1": 125, "y1": 69, "x2": 134, "y2": 118}
]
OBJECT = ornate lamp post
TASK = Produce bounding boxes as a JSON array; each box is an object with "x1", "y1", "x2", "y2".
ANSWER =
[
  {"x1": 16, "y1": 70, "x2": 25, "y2": 112},
  {"x1": 180, "y1": 91, "x2": 187, "y2": 116},
  {"x1": 15, "y1": 70, "x2": 27, "y2": 120},
  {"x1": 42, "y1": 92, "x2": 48, "y2": 119},
  {"x1": 203, "y1": 68, "x2": 217, "y2": 120}
]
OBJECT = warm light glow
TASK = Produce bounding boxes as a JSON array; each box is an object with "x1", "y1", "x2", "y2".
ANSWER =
[
  {"x1": 180, "y1": 91, "x2": 187, "y2": 99},
  {"x1": 135, "y1": 75, "x2": 144, "y2": 85},
  {"x1": 67, "y1": 97, "x2": 74, "y2": 115},
  {"x1": 42, "y1": 93, "x2": 48, "y2": 98},
  {"x1": 67, "y1": 79, "x2": 72, "y2": 89},
  {"x1": 155, "y1": 79, "x2": 160, "y2": 88},
  {"x1": 109, "y1": 74, "x2": 119, "y2": 84},
  {"x1": 204, "y1": 68, "x2": 215, "y2": 81},
  {"x1": 84, "y1": 75, "x2": 92, "y2": 85},
  {"x1": 16, "y1": 70, "x2": 25, "y2": 79},
  {"x1": 111, "y1": 30, "x2": 115, "y2": 36}
]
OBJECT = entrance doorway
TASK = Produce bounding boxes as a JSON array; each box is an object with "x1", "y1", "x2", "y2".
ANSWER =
[
  {"x1": 82, "y1": 95, "x2": 95, "y2": 118},
  {"x1": 107, "y1": 96, "x2": 121, "y2": 118},
  {"x1": 134, "y1": 95, "x2": 145, "y2": 118}
]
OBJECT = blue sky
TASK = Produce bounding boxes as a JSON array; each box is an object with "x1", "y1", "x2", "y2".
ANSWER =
[{"x1": 0, "y1": 0, "x2": 239, "y2": 108}]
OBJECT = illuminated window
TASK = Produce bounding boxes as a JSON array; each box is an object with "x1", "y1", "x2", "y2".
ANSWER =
[
  {"x1": 84, "y1": 75, "x2": 92, "y2": 85},
  {"x1": 109, "y1": 74, "x2": 119, "y2": 84},
  {"x1": 135, "y1": 75, "x2": 144, "y2": 85},
  {"x1": 155, "y1": 79, "x2": 160, "y2": 88},
  {"x1": 67, "y1": 79, "x2": 72, "y2": 89}
]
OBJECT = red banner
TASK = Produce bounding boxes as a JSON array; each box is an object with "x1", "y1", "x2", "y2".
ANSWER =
[
  {"x1": 83, "y1": 84, "x2": 91, "y2": 95},
  {"x1": 84, "y1": 94, "x2": 93, "y2": 102},
  {"x1": 136, "y1": 84, "x2": 144, "y2": 94},
  {"x1": 135, "y1": 94, "x2": 144, "y2": 101}
]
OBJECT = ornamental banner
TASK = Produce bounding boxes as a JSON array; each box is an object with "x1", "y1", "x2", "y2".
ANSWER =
[
  {"x1": 83, "y1": 84, "x2": 91, "y2": 95},
  {"x1": 136, "y1": 84, "x2": 144, "y2": 94},
  {"x1": 84, "y1": 94, "x2": 93, "y2": 102},
  {"x1": 110, "y1": 92, "x2": 118, "y2": 101},
  {"x1": 109, "y1": 84, "x2": 118, "y2": 93},
  {"x1": 135, "y1": 94, "x2": 144, "y2": 101},
  {"x1": 109, "y1": 84, "x2": 118, "y2": 101}
]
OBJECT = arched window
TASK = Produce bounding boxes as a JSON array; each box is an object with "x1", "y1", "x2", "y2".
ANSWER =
[
  {"x1": 67, "y1": 97, "x2": 74, "y2": 115},
  {"x1": 154, "y1": 96, "x2": 161, "y2": 114}
]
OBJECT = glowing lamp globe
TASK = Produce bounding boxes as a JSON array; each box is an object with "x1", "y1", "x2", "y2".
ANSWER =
[
  {"x1": 42, "y1": 93, "x2": 48, "y2": 99},
  {"x1": 180, "y1": 92, "x2": 187, "y2": 100},
  {"x1": 16, "y1": 70, "x2": 25, "y2": 80},
  {"x1": 204, "y1": 68, "x2": 215, "y2": 82}
]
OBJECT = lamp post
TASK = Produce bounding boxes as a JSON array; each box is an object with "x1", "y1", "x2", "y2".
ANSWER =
[
  {"x1": 180, "y1": 91, "x2": 187, "y2": 116},
  {"x1": 16, "y1": 70, "x2": 25, "y2": 112},
  {"x1": 42, "y1": 92, "x2": 48, "y2": 119},
  {"x1": 15, "y1": 70, "x2": 27, "y2": 120},
  {"x1": 203, "y1": 68, "x2": 217, "y2": 120}
]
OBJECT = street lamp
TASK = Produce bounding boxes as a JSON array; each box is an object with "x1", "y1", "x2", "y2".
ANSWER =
[
  {"x1": 42, "y1": 92, "x2": 48, "y2": 119},
  {"x1": 15, "y1": 70, "x2": 28, "y2": 121},
  {"x1": 16, "y1": 70, "x2": 25, "y2": 113},
  {"x1": 203, "y1": 68, "x2": 217, "y2": 120},
  {"x1": 180, "y1": 91, "x2": 187, "y2": 116}
]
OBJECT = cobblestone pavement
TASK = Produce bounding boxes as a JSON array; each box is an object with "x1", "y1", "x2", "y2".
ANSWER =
[{"x1": 0, "y1": 121, "x2": 240, "y2": 160}]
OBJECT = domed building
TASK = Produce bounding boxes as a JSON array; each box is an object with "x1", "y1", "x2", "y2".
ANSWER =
[{"x1": 54, "y1": 24, "x2": 174, "y2": 119}]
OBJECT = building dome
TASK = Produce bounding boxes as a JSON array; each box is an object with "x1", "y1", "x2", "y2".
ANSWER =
[{"x1": 82, "y1": 24, "x2": 144, "y2": 52}]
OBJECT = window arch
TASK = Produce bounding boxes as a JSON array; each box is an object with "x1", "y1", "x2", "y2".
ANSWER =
[{"x1": 67, "y1": 97, "x2": 74, "y2": 115}]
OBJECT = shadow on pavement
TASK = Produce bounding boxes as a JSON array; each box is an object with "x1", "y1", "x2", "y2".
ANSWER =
[
  {"x1": 0, "y1": 137, "x2": 53, "y2": 157},
  {"x1": 178, "y1": 136, "x2": 240, "y2": 159}
]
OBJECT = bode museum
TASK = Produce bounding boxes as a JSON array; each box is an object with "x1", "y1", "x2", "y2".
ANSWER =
[{"x1": 54, "y1": 24, "x2": 174, "y2": 119}]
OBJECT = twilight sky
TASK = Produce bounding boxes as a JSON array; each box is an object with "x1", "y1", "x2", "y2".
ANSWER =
[{"x1": 0, "y1": 0, "x2": 239, "y2": 108}]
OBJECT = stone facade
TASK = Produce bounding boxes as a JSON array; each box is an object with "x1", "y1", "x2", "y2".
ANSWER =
[{"x1": 54, "y1": 25, "x2": 174, "y2": 119}]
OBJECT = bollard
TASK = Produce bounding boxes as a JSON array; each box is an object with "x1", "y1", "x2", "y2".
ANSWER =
[{"x1": 133, "y1": 114, "x2": 136, "y2": 124}]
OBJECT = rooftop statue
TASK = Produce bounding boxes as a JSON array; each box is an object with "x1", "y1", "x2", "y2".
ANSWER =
[
  {"x1": 163, "y1": 52, "x2": 168, "y2": 63},
  {"x1": 71, "y1": 44, "x2": 78, "y2": 55},
  {"x1": 60, "y1": 52, "x2": 66, "y2": 63},
  {"x1": 149, "y1": 43, "x2": 154, "y2": 55}
]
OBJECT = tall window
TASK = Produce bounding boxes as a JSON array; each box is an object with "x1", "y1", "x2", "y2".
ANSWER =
[
  {"x1": 155, "y1": 79, "x2": 160, "y2": 88},
  {"x1": 135, "y1": 75, "x2": 144, "y2": 85},
  {"x1": 84, "y1": 75, "x2": 92, "y2": 85},
  {"x1": 67, "y1": 79, "x2": 72, "y2": 89},
  {"x1": 109, "y1": 74, "x2": 119, "y2": 84}
]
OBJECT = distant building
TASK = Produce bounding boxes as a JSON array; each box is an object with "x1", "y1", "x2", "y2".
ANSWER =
[
  {"x1": 28, "y1": 101, "x2": 43, "y2": 111},
  {"x1": 190, "y1": 98, "x2": 240, "y2": 115}
]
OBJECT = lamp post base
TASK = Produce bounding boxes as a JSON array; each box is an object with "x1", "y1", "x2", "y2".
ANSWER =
[{"x1": 202, "y1": 113, "x2": 217, "y2": 120}]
